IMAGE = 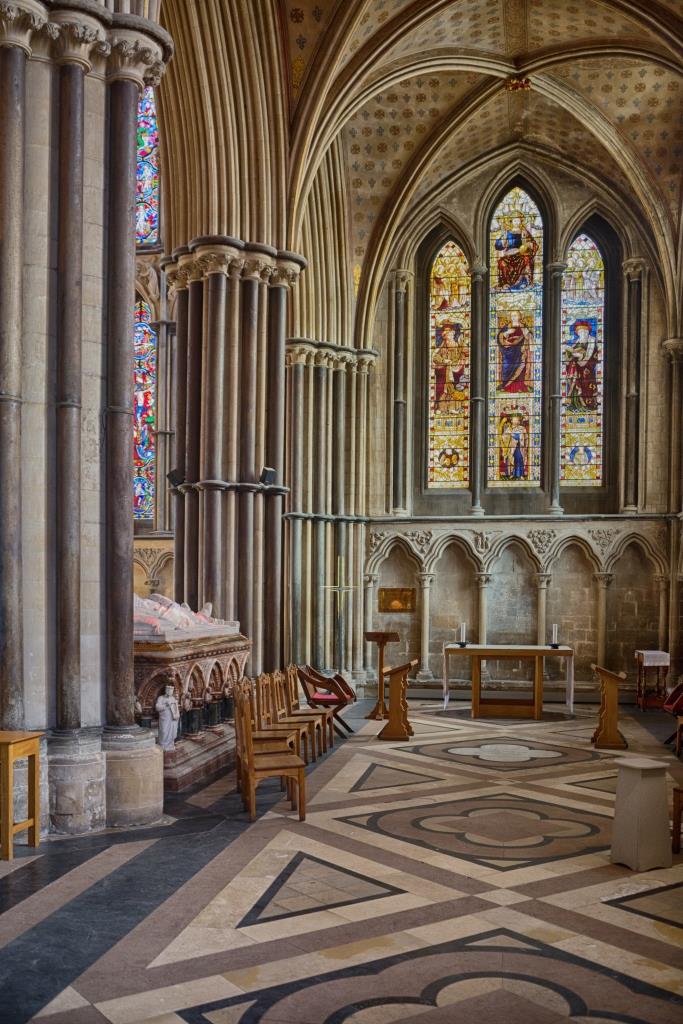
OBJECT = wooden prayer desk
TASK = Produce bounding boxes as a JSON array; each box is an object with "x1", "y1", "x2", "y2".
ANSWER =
[
  {"x1": 0, "y1": 731, "x2": 42, "y2": 861},
  {"x1": 378, "y1": 660, "x2": 417, "y2": 741},
  {"x1": 442, "y1": 643, "x2": 574, "y2": 720},
  {"x1": 364, "y1": 631, "x2": 400, "y2": 721},
  {"x1": 634, "y1": 650, "x2": 669, "y2": 711}
]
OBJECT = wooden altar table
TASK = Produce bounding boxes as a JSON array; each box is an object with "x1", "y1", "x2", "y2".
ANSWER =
[{"x1": 442, "y1": 643, "x2": 575, "y2": 720}]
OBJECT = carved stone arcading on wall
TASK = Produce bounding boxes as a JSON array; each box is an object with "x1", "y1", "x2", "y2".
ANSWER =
[
  {"x1": 0, "y1": 0, "x2": 47, "y2": 53},
  {"x1": 588, "y1": 527, "x2": 615, "y2": 559},
  {"x1": 133, "y1": 546, "x2": 173, "y2": 592},
  {"x1": 406, "y1": 529, "x2": 433, "y2": 555},
  {"x1": 368, "y1": 530, "x2": 389, "y2": 554},
  {"x1": 471, "y1": 530, "x2": 496, "y2": 555},
  {"x1": 528, "y1": 528, "x2": 557, "y2": 557}
]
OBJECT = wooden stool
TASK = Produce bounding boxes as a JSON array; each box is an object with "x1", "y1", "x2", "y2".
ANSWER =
[
  {"x1": 611, "y1": 758, "x2": 672, "y2": 871},
  {"x1": 673, "y1": 787, "x2": 682, "y2": 854},
  {"x1": 0, "y1": 731, "x2": 42, "y2": 861},
  {"x1": 364, "y1": 631, "x2": 399, "y2": 721},
  {"x1": 378, "y1": 660, "x2": 417, "y2": 741},
  {"x1": 591, "y1": 663, "x2": 627, "y2": 750}
]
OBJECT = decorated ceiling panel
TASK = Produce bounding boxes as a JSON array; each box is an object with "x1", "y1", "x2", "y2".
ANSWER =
[
  {"x1": 549, "y1": 60, "x2": 683, "y2": 221},
  {"x1": 280, "y1": 1, "x2": 338, "y2": 104},
  {"x1": 527, "y1": 0, "x2": 664, "y2": 52},
  {"x1": 337, "y1": 0, "x2": 418, "y2": 70},
  {"x1": 373, "y1": 1, "x2": 507, "y2": 68},
  {"x1": 342, "y1": 70, "x2": 485, "y2": 264}
]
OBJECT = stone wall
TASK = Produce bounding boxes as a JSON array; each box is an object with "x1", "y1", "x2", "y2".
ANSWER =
[
  {"x1": 429, "y1": 543, "x2": 477, "y2": 680},
  {"x1": 607, "y1": 543, "x2": 660, "y2": 683}
]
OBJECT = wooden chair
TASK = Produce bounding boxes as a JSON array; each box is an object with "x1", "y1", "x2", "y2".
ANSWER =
[
  {"x1": 285, "y1": 665, "x2": 335, "y2": 749},
  {"x1": 591, "y1": 663, "x2": 628, "y2": 750},
  {"x1": 299, "y1": 665, "x2": 355, "y2": 736},
  {"x1": 235, "y1": 679, "x2": 301, "y2": 796},
  {"x1": 233, "y1": 680, "x2": 305, "y2": 821},
  {"x1": 256, "y1": 673, "x2": 315, "y2": 762},
  {"x1": 272, "y1": 670, "x2": 326, "y2": 757}
]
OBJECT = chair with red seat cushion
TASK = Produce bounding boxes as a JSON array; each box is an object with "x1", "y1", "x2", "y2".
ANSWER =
[{"x1": 298, "y1": 665, "x2": 355, "y2": 736}]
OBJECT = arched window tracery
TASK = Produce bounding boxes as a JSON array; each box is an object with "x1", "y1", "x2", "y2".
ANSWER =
[
  {"x1": 427, "y1": 240, "x2": 471, "y2": 488},
  {"x1": 561, "y1": 233, "x2": 605, "y2": 486},
  {"x1": 134, "y1": 298, "x2": 157, "y2": 521},
  {"x1": 487, "y1": 186, "x2": 544, "y2": 487},
  {"x1": 136, "y1": 86, "x2": 160, "y2": 247}
]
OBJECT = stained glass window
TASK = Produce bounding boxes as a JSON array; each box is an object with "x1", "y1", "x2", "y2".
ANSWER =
[
  {"x1": 134, "y1": 299, "x2": 156, "y2": 520},
  {"x1": 561, "y1": 234, "x2": 605, "y2": 485},
  {"x1": 427, "y1": 241, "x2": 471, "y2": 488},
  {"x1": 136, "y1": 86, "x2": 159, "y2": 246},
  {"x1": 487, "y1": 187, "x2": 543, "y2": 486}
]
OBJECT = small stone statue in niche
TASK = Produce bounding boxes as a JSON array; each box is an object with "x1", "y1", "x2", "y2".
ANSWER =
[{"x1": 155, "y1": 684, "x2": 180, "y2": 751}]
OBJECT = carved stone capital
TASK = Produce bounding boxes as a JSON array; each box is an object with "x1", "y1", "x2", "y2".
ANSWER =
[
  {"x1": 536, "y1": 572, "x2": 552, "y2": 588},
  {"x1": 593, "y1": 572, "x2": 614, "y2": 588},
  {"x1": 285, "y1": 343, "x2": 313, "y2": 367},
  {"x1": 194, "y1": 245, "x2": 241, "y2": 279},
  {"x1": 0, "y1": 0, "x2": 46, "y2": 54},
  {"x1": 622, "y1": 257, "x2": 646, "y2": 282},
  {"x1": 106, "y1": 30, "x2": 165, "y2": 87},
  {"x1": 547, "y1": 260, "x2": 567, "y2": 278},
  {"x1": 242, "y1": 256, "x2": 274, "y2": 282},
  {"x1": 363, "y1": 573, "x2": 379, "y2": 587},
  {"x1": 475, "y1": 572, "x2": 492, "y2": 587},
  {"x1": 313, "y1": 349, "x2": 332, "y2": 368},
  {"x1": 392, "y1": 269, "x2": 413, "y2": 293},
  {"x1": 50, "y1": 14, "x2": 106, "y2": 69},
  {"x1": 356, "y1": 350, "x2": 378, "y2": 373},
  {"x1": 417, "y1": 572, "x2": 435, "y2": 588},
  {"x1": 470, "y1": 262, "x2": 487, "y2": 282},
  {"x1": 271, "y1": 257, "x2": 302, "y2": 288},
  {"x1": 662, "y1": 337, "x2": 683, "y2": 364}
]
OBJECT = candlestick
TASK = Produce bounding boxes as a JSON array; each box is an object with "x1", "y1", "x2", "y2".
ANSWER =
[{"x1": 552, "y1": 623, "x2": 558, "y2": 644}]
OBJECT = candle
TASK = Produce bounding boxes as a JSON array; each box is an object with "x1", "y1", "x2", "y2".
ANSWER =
[
  {"x1": 460, "y1": 621, "x2": 466, "y2": 643},
  {"x1": 552, "y1": 623, "x2": 558, "y2": 644}
]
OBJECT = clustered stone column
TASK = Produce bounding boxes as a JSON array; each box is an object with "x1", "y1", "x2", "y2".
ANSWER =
[
  {"x1": 546, "y1": 261, "x2": 567, "y2": 514},
  {"x1": 166, "y1": 242, "x2": 304, "y2": 675},
  {"x1": 391, "y1": 270, "x2": 411, "y2": 513},
  {"x1": 622, "y1": 258, "x2": 646, "y2": 513},
  {"x1": 284, "y1": 341, "x2": 376, "y2": 674},
  {"x1": 663, "y1": 336, "x2": 683, "y2": 677},
  {"x1": 0, "y1": 0, "x2": 171, "y2": 833}
]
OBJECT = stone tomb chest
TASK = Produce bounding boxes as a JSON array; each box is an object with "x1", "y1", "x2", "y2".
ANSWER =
[{"x1": 134, "y1": 594, "x2": 251, "y2": 791}]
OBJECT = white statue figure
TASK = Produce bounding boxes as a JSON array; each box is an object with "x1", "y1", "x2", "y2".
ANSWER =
[{"x1": 155, "y1": 684, "x2": 180, "y2": 751}]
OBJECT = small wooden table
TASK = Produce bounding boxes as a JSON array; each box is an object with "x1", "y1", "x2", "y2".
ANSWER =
[
  {"x1": 634, "y1": 650, "x2": 669, "y2": 711},
  {"x1": 0, "y1": 731, "x2": 42, "y2": 861},
  {"x1": 442, "y1": 643, "x2": 574, "y2": 720}
]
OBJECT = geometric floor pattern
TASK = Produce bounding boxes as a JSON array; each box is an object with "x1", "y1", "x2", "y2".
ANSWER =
[{"x1": 1, "y1": 701, "x2": 682, "y2": 1023}]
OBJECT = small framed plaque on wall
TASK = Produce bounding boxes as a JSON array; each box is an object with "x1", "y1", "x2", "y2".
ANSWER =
[{"x1": 378, "y1": 588, "x2": 416, "y2": 613}]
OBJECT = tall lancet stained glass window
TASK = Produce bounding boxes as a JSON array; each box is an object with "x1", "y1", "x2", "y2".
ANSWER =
[
  {"x1": 561, "y1": 234, "x2": 605, "y2": 485},
  {"x1": 134, "y1": 299, "x2": 156, "y2": 519},
  {"x1": 488, "y1": 187, "x2": 543, "y2": 486},
  {"x1": 427, "y1": 241, "x2": 471, "y2": 487},
  {"x1": 136, "y1": 86, "x2": 159, "y2": 246}
]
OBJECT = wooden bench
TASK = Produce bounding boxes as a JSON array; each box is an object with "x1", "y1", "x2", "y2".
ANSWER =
[
  {"x1": 591, "y1": 663, "x2": 628, "y2": 750},
  {"x1": 0, "y1": 731, "x2": 42, "y2": 861}
]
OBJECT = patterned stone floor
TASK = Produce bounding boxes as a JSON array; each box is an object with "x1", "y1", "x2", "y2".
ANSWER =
[{"x1": 1, "y1": 702, "x2": 683, "y2": 1023}]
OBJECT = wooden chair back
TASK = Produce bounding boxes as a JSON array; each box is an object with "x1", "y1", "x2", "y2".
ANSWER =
[
  {"x1": 285, "y1": 664, "x2": 301, "y2": 710},
  {"x1": 272, "y1": 670, "x2": 289, "y2": 718},
  {"x1": 233, "y1": 679, "x2": 255, "y2": 772}
]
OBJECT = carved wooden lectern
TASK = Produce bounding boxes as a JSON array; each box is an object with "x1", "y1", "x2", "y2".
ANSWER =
[{"x1": 364, "y1": 631, "x2": 400, "y2": 720}]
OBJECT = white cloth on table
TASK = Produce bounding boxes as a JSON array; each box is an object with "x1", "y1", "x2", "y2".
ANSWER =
[{"x1": 635, "y1": 650, "x2": 669, "y2": 668}]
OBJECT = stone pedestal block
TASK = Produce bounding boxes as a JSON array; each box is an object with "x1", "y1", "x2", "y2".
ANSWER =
[
  {"x1": 103, "y1": 730, "x2": 163, "y2": 827},
  {"x1": 48, "y1": 729, "x2": 105, "y2": 835},
  {"x1": 611, "y1": 757, "x2": 672, "y2": 871}
]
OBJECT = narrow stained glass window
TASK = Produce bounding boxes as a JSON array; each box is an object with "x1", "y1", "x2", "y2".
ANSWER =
[
  {"x1": 136, "y1": 86, "x2": 159, "y2": 246},
  {"x1": 427, "y1": 241, "x2": 471, "y2": 488},
  {"x1": 488, "y1": 187, "x2": 543, "y2": 486},
  {"x1": 561, "y1": 234, "x2": 605, "y2": 485},
  {"x1": 134, "y1": 299, "x2": 156, "y2": 520}
]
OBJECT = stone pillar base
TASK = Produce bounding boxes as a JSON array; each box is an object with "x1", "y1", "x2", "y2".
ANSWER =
[
  {"x1": 48, "y1": 728, "x2": 106, "y2": 835},
  {"x1": 416, "y1": 670, "x2": 434, "y2": 682},
  {"x1": 102, "y1": 727, "x2": 163, "y2": 828}
]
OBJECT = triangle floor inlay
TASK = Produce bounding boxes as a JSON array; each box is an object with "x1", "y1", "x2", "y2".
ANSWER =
[
  {"x1": 238, "y1": 852, "x2": 405, "y2": 928},
  {"x1": 350, "y1": 762, "x2": 447, "y2": 793}
]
